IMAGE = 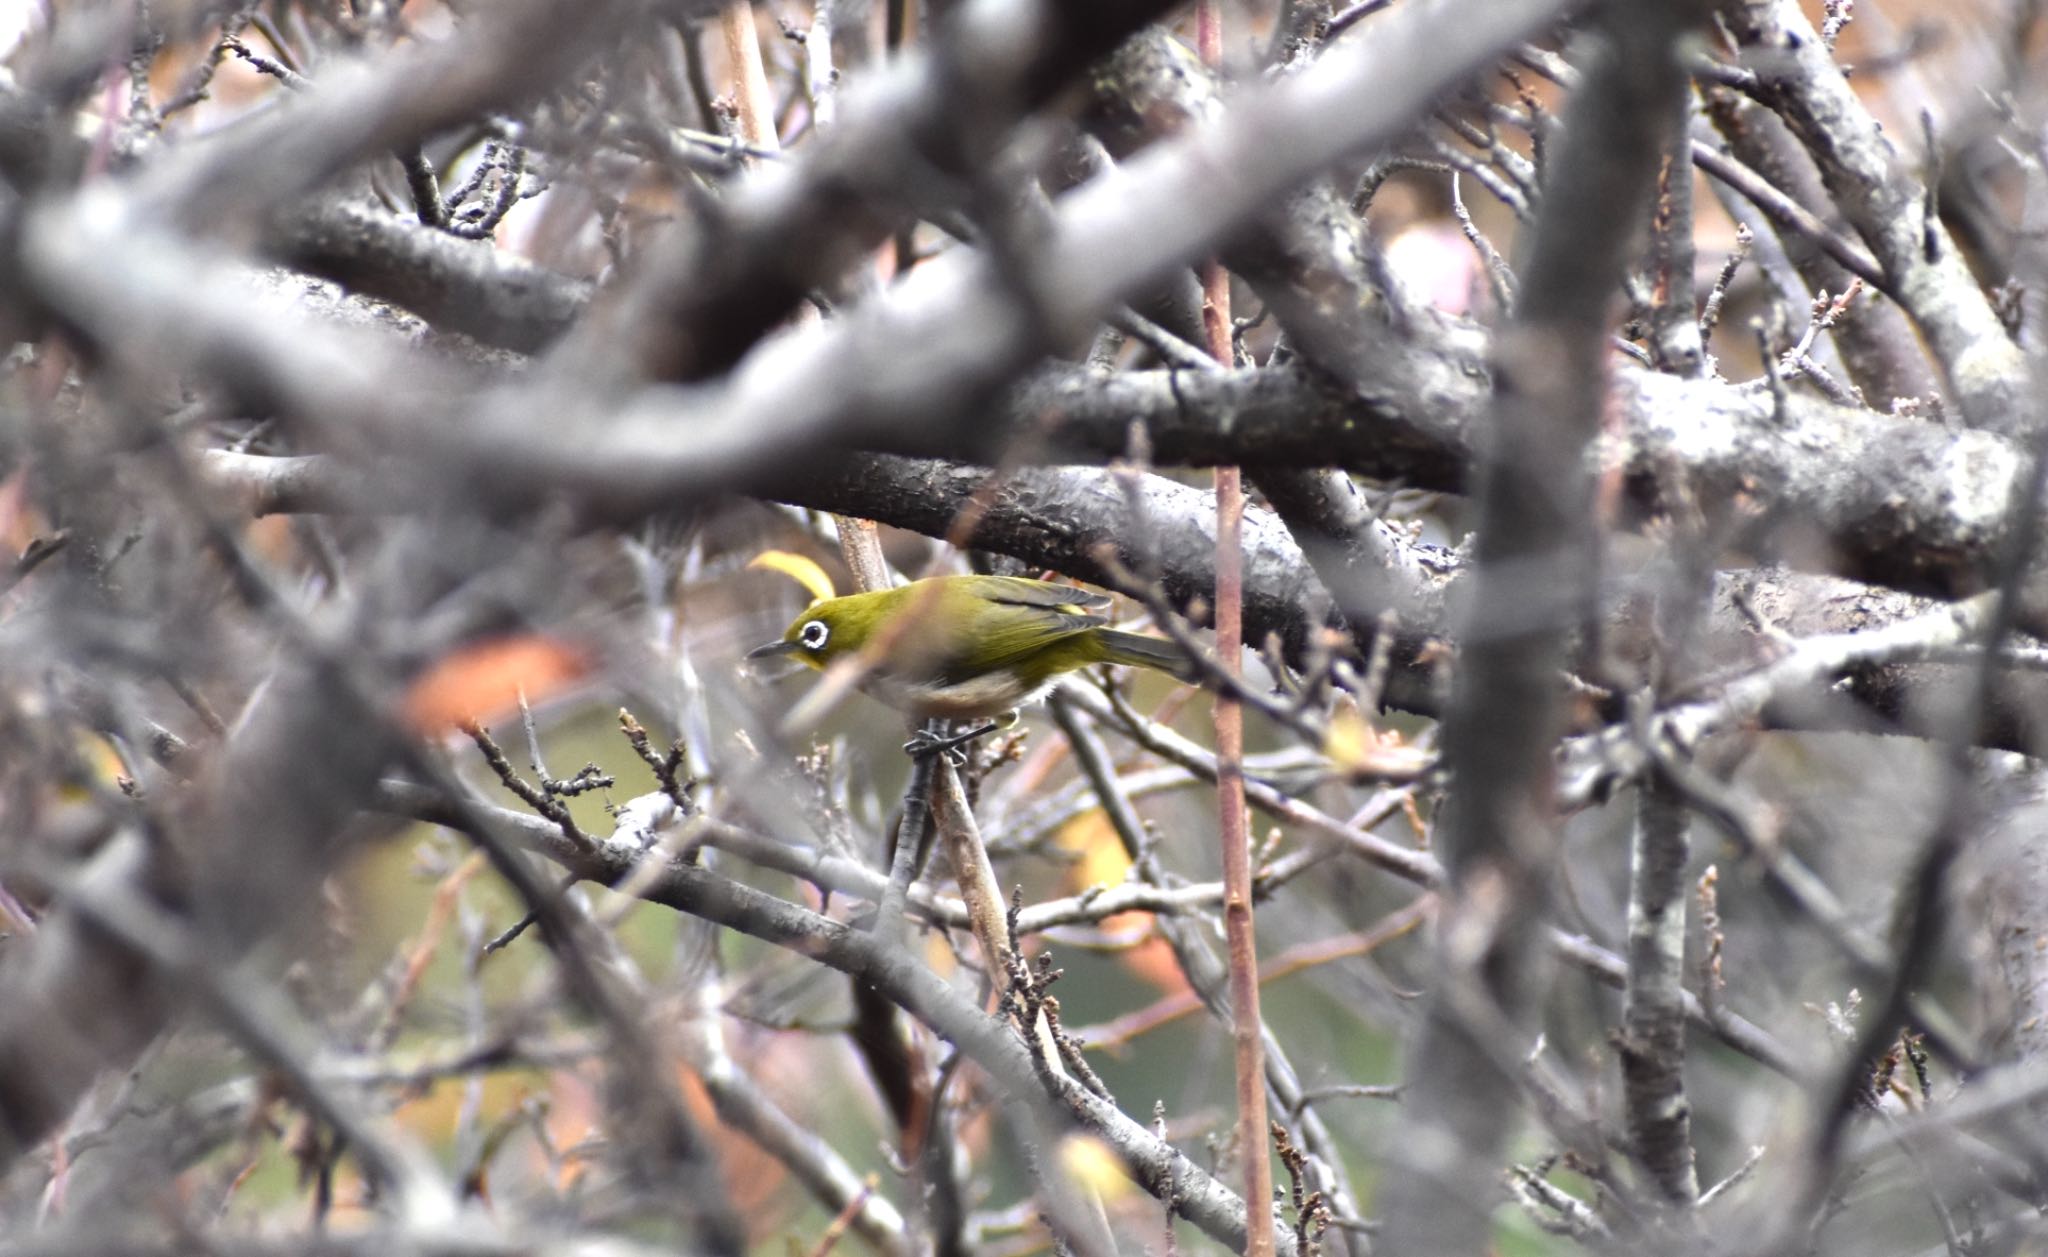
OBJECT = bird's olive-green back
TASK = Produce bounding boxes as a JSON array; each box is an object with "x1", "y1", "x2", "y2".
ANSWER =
[{"x1": 778, "y1": 575, "x2": 1116, "y2": 682}]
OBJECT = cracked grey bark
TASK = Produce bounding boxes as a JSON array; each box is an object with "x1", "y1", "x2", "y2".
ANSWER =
[
  {"x1": 1715, "y1": 0, "x2": 2027, "y2": 435},
  {"x1": 1083, "y1": 24, "x2": 1488, "y2": 660},
  {"x1": 1376, "y1": 3, "x2": 1704, "y2": 1251},
  {"x1": 1972, "y1": 763, "x2": 2048, "y2": 1062},
  {"x1": 1619, "y1": 779, "x2": 1702, "y2": 1207},
  {"x1": 1698, "y1": 83, "x2": 1939, "y2": 405},
  {"x1": 1001, "y1": 362, "x2": 2039, "y2": 610},
  {"x1": 279, "y1": 201, "x2": 593, "y2": 354},
  {"x1": 1646, "y1": 93, "x2": 1707, "y2": 376}
]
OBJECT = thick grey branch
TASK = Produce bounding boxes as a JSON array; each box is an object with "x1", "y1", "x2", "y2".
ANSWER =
[
  {"x1": 1716, "y1": 0, "x2": 2028, "y2": 434},
  {"x1": 1378, "y1": 6, "x2": 1702, "y2": 1252}
]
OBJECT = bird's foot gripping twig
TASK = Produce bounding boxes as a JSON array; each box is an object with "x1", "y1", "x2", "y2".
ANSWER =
[{"x1": 902, "y1": 715, "x2": 1010, "y2": 764}]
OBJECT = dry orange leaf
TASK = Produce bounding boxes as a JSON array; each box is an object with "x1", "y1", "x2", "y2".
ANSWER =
[
  {"x1": 1055, "y1": 810, "x2": 1186, "y2": 994},
  {"x1": 677, "y1": 1062, "x2": 787, "y2": 1230},
  {"x1": 400, "y1": 635, "x2": 588, "y2": 734},
  {"x1": 543, "y1": 1067, "x2": 601, "y2": 1193},
  {"x1": 0, "y1": 470, "x2": 39, "y2": 555}
]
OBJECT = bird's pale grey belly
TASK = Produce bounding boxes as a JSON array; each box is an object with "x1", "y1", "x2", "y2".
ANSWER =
[{"x1": 865, "y1": 669, "x2": 1059, "y2": 720}]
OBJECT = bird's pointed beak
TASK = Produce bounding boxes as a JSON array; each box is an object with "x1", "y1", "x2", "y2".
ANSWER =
[{"x1": 747, "y1": 639, "x2": 801, "y2": 661}]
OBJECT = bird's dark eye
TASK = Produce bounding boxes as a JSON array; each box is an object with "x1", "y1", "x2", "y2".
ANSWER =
[{"x1": 799, "y1": 620, "x2": 829, "y2": 650}]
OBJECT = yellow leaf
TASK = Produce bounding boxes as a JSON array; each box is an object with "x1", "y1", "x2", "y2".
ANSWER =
[
  {"x1": 1058, "y1": 1134, "x2": 1132, "y2": 1201},
  {"x1": 1056, "y1": 809, "x2": 1132, "y2": 890},
  {"x1": 57, "y1": 731, "x2": 128, "y2": 800},
  {"x1": 749, "y1": 550, "x2": 837, "y2": 605},
  {"x1": 1324, "y1": 701, "x2": 1432, "y2": 779}
]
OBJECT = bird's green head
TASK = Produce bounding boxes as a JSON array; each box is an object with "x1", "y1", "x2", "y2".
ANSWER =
[{"x1": 746, "y1": 594, "x2": 877, "y2": 671}]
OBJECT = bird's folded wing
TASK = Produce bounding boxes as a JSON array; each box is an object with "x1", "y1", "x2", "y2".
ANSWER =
[
  {"x1": 929, "y1": 603, "x2": 1108, "y2": 684},
  {"x1": 974, "y1": 576, "x2": 1112, "y2": 610}
]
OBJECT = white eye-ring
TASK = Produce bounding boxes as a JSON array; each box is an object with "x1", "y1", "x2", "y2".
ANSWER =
[{"x1": 799, "y1": 620, "x2": 829, "y2": 650}]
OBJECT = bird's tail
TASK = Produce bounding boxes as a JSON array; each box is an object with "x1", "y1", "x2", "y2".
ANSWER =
[{"x1": 1091, "y1": 629, "x2": 1197, "y2": 680}]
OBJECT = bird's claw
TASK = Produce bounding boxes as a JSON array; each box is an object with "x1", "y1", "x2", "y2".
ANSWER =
[
  {"x1": 904, "y1": 721, "x2": 1000, "y2": 765},
  {"x1": 902, "y1": 731, "x2": 967, "y2": 766}
]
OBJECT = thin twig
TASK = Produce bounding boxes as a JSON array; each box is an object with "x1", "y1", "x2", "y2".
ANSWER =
[
  {"x1": 1690, "y1": 140, "x2": 1887, "y2": 291},
  {"x1": 1451, "y1": 172, "x2": 1516, "y2": 312},
  {"x1": 1698, "y1": 221, "x2": 1753, "y2": 343},
  {"x1": 1325, "y1": 0, "x2": 1397, "y2": 40}
]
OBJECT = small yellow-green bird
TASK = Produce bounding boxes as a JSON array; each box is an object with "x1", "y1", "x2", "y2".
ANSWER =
[{"x1": 747, "y1": 574, "x2": 1189, "y2": 722}]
